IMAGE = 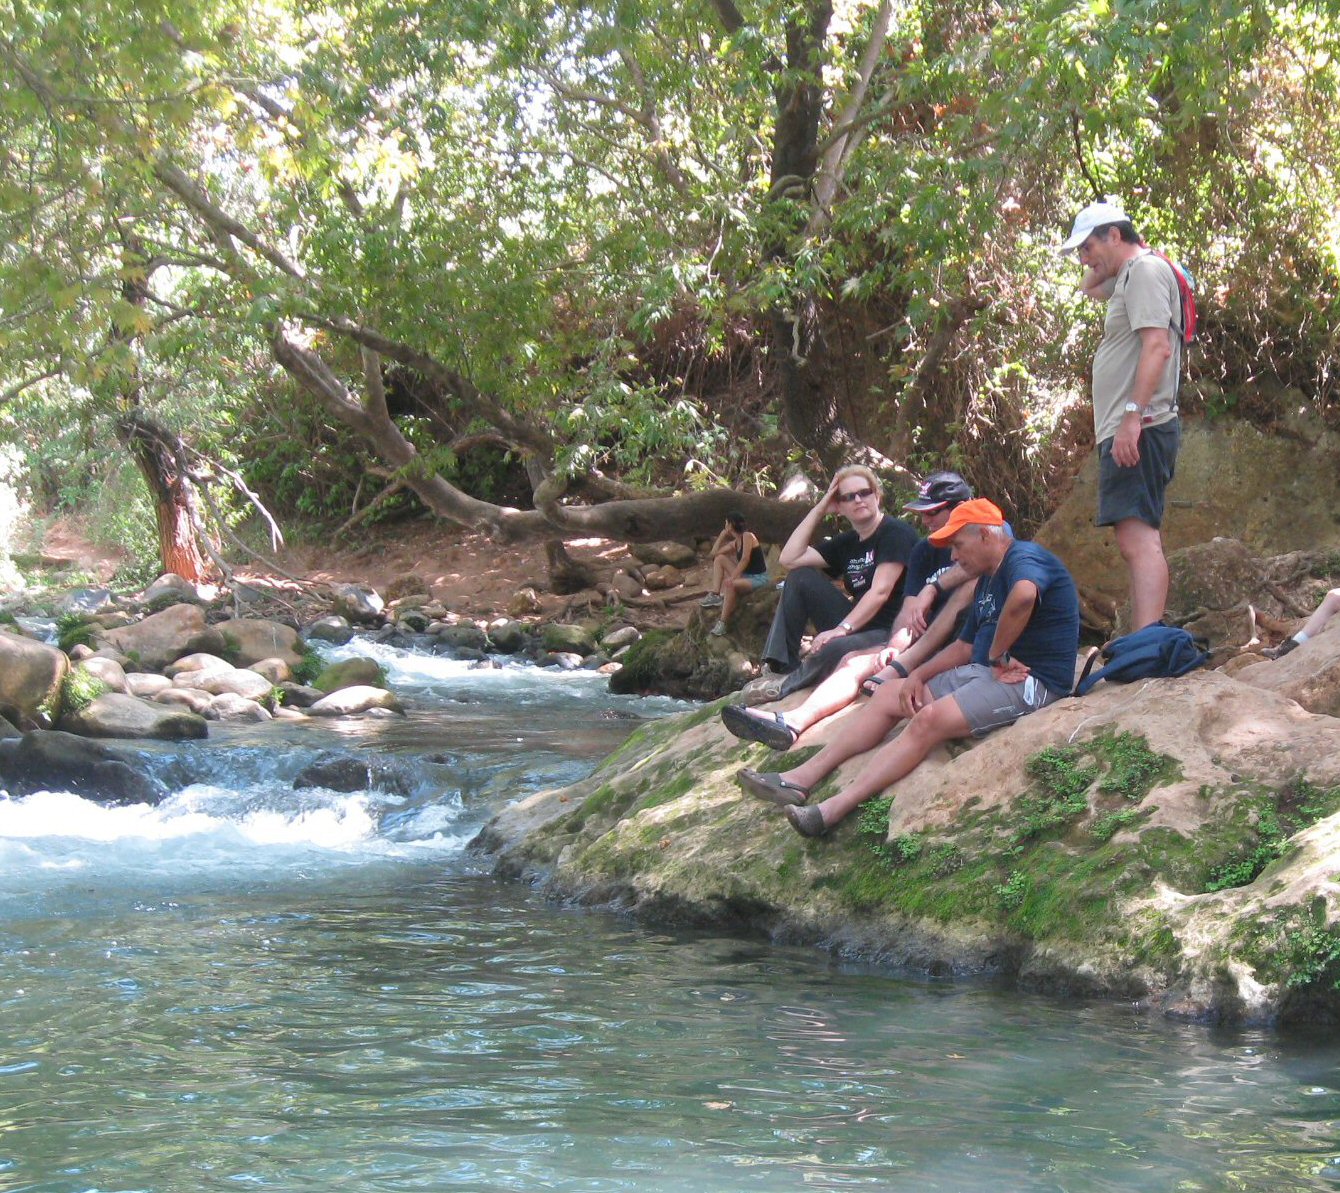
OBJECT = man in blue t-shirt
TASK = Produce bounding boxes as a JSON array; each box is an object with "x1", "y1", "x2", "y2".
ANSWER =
[{"x1": 735, "y1": 499, "x2": 1080, "y2": 837}]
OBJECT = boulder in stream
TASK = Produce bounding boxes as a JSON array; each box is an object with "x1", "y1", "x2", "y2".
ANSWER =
[
  {"x1": 60, "y1": 692, "x2": 209, "y2": 740},
  {"x1": 306, "y1": 685, "x2": 405, "y2": 717},
  {"x1": 0, "y1": 629, "x2": 68, "y2": 728},
  {"x1": 473, "y1": 663, "x2": 1340, "y2": 1027},
  {"x1": 0, "y1": 729, "x2": 166, "y2": 804},
  {"x1": 294, "y1": 751, "x2": 415, "y2": 797}
]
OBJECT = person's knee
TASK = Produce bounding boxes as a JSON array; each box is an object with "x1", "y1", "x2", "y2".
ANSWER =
[
  {"x1": 868, "y1": 677, "x2": 906, "y2": 712},
  {"x1": 1114, "y1": 520, "x2": 1164, "y2": 562},
  {"x1": 779, "y1": 567, "x2": 823, "y2": 613},
  {"x1": 907, "y1": 697, "x2": 967, "y2": 744}
]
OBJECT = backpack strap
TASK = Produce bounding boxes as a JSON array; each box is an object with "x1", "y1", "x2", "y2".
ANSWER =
[{"x1": 1072, "y1": 646, "x2": 1103, "y2": 697}]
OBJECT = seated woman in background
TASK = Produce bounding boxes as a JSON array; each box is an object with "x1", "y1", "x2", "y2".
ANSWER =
[{"x1": 701, "y1": 512, "x2": 770, "y2": 637}]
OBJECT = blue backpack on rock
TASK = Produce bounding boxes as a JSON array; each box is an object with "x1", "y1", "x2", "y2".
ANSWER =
[{"x1": 1073, "y1": 624, "x2": 1210, "y2": 696}]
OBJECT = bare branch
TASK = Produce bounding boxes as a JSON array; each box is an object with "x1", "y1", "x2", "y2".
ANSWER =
[
  {"x1": 152, "y1": 159, "x2": 305, "y2": 280},
  {"x1": 311, "y1": 314, "x2": 558, "y2": 463},
  {"x1": 0, "y1": 369, "x2": 62, "y2": 407},
  {"x1": 335, "y1": 480, "x2": 405, "y2": 539}
]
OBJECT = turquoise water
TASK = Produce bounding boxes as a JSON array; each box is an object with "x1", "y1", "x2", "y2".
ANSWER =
[{"x1": 2, "y1": 642, "x2": 1339, "y2": 1191}]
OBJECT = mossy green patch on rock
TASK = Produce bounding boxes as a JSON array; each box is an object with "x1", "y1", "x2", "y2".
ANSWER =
[
  {"x1": 1234, "y1": 898, "x2": 1340, "y2": 996},
  {"x1": 1203, "y1": 776, "x2": 1340, "y2": 893}
]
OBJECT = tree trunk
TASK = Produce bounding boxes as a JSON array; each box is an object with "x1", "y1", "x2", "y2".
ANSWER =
[
  {"x1": 117, "y1": 414, "x2": 211, "y2": 583},
  {"x1": 113, "y1": 238, "x2": 211, "y2": 583}
]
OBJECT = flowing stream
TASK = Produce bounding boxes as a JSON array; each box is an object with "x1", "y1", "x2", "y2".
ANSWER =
[{"x1": 3, "y1": 640, "x2": 1340, "y2": 1191}]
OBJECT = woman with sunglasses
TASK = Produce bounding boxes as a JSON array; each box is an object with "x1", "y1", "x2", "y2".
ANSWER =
[{"x1": 753, "y1": 465, "x2": 917, "y2": 699}]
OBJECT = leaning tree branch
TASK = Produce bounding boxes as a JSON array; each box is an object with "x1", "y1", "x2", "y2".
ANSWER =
[
  {"x1": 334, "y1": 480, "x2": 406, "y2": 539},
  {"x1": 312, "y1": 314, "x2": 558, "y2": 464},
  {"x1": 807, "y1": 0, "x2": 894, "y2": 237}
]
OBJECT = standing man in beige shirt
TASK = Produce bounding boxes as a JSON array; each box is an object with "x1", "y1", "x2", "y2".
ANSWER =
[{"x1": 1059, "y1": 199, "x2": 1184, "y2": 630}]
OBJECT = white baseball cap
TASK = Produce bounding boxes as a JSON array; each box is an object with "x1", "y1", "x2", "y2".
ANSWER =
[{"x1": 1058, "y1": 200, "x2": 1131, "y2": 253}]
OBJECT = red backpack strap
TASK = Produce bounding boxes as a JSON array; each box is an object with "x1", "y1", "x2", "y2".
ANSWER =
[{"x1": 1150, "y1": 249, "x2": 1197, "y2": 345}]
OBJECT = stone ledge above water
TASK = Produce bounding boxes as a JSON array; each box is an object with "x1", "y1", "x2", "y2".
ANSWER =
[{"x1": 472, "y1": 649, "x2": 1340, "y2": 1028}]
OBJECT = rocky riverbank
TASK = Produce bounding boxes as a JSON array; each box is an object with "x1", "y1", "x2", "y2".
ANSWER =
[
  {"x1": 0, "y1": 567, "x2": 661, "y2": 802},
  {"x1": 472, "y1": 622, "x2": 1340, "y2": 1027}
]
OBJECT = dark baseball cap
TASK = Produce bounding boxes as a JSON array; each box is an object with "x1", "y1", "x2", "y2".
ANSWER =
[{"x1": 903, "y1": 471, "x2": 973, "y2": 513}]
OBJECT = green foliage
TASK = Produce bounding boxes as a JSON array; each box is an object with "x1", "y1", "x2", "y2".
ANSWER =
[
  {"x1": 1027, "y1": 746, "x2": 1099, "y2": 803},
  {"x1": 855, "y1": 795, "x2": 897, "y2": 855},
  {"x1": 994, "y1": 869, "x2": 1029, "y2": 911},
  {"x1": 1237, "y1": 898, "x2": 1340, "y2": 993},
  {"x1": 55, "y1": 614, "x2": 97, "y2": 653},
  {"x1": 61, "y1": 667, "x2": 108, "y2": 715},
  {"x1": 1015, "y1": 746, "x2": 1098, "y2": 842},
  {"x1": 1096, "y1": 731, "x2": 1178, "y2": 800},
  {"x1": 1090, "y1": 808, "x2": 1144, "y2": 844},
  {"x1": 292, "y1": 646, "x2": 325, "y2": 687},
  {"x1": 608, "y1": 630, "x2": 675, "y2": 693},
  {"x1": 0, "y1": 0, "x2": 1338, "y2": 551},
  {"x1": 111, "y1": 556, "x2": 165, "y2": 594},
  {"x1": 925, "y1": 842, "x2": 964, "y2": 877}
]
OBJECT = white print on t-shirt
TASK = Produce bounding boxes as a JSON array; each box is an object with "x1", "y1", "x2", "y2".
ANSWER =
[{"x1": 846, "y1": 549, "x2": 876, "y2": 594}]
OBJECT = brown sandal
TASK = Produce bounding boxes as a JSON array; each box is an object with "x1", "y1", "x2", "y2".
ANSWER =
[
  {"x1": 784, "y1": 803, "x2": 828, "y2": 837},
  {"x1": 738, "y1": 769, "x2": 810, "y2": 806}
]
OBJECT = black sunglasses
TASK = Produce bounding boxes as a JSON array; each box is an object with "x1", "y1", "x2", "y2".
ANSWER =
[{"x1": 836, "y1": 487, "x2": 875, "y2": 504}]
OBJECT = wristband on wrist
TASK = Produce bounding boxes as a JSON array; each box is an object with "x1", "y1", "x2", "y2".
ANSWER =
[
  {"x1": 838, "y1": 620, "x2": 854, "y2": 633},
  {"x1": 988, "y1": 652, "x2": 1010, "y2": 668},
  {"x1": 890, "y1": 659, "x2": 909, "y2": 679}
]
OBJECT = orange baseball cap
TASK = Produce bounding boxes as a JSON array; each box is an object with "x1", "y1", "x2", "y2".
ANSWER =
[{"x1": 928, "y1": 497, "x2": 1006, "y2": 546}]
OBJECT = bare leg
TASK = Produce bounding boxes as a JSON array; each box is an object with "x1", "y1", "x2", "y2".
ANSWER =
[
  {"x1": 709, "y1": 554, "x2": 730, "y2": 594},
  {"x1": 812, "y1": 693, "x2": 972, "y2": 827},
  {"x1": 1300, "y1": 588, "x2": 1340, "y2": 639},
  {"x1": 721, "y1": 577, "x2": 754, "y2": 623},
  {"x1": 773, "y1": 647, "x2": 883, "y2": 736},
  {"x1": 776, "y1": 678, "x2": 910, "y2": 790},
  {"x1": 1115, "y1": 518, "x2": 1169, "y2": 630}
]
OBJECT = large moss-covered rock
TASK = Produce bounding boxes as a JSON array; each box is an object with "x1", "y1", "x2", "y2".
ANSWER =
[
  {"x1": 0, "y1": 629, "x2": 68, "y2": 728},
  {"x1": 541, "y1": 622, "x2": 598, "y2": 656},
  {"x1": 213, "y1": 617, "x2": 304, "y2": 669},
  {"x1": 608, "y1": 599, "x2": 770, "y2": 700},
  {"x1": 314, "y1": 656, "x2": 385, "y2": 693},
  {"x1": 96, "y1": 602, "x2": 217, "y2": 672},
  {"x1": 474, "y1": 667, "x2": 1340, "y2": 1025}
]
